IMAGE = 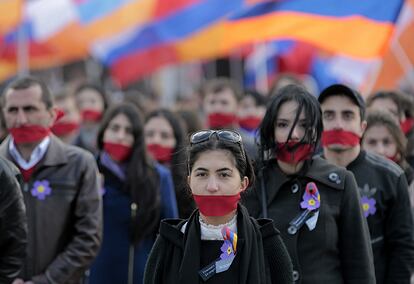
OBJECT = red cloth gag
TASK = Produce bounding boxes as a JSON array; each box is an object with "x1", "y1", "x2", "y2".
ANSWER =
[
  {"x1": 193, "y1": 193, "x2": 241, "y2": 217},
  {"x1": 103, "y1": 142, "x2": 132, "y2": 162},
  {"x1": 238, "y1": 116, "x2": 262, "y2": 131},
  {"x1": 321, "y1": 130, "x2": 360, "y2": 147},
  {"x1": 207, "y1": 113, "x2": 237, "y2": 128},
  {"x1": 147, "y1": 144, "x2": 173, "y2": 163},
  {"x1": 9, "y1": 125, "x2": 50, "y2": 144},
  {"x1": 276, "y1": 141, "x2": 313, "y2": 164}
]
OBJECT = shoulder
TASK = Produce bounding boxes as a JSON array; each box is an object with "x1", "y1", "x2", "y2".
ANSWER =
[
  {"x1": 307, "y1": 156, "x2": 353, "y2": 190},
  {"x1": 155, "y1": 163, "x2": 172, "y2": 177},
  {"x1": 158, "y1": 218, "x2": 186, "y2": 247},
  {"x1": 363, "y1": 151, "x2": 404, "y2": 177}
]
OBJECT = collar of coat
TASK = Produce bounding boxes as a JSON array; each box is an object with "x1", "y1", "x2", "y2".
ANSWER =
[
  {"x1": 262, "y1": 157, "x2": 347, "y2": 207},
  {"x1": 158, "y1": 204, "x2": 276, "y2": 284},
  {"x1": 0, "y1": 135, "x2": 70, "y2": 169}
]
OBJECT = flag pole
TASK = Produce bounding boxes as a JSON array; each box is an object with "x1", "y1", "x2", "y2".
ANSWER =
[{"x1": 17, "y1": 5, "x2": 28, "y2": 76}]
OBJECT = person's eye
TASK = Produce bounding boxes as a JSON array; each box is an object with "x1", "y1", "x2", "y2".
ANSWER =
[
  {"x1": 323, "y1": 112, "x2": 333, "y2": 120},
  {"x1": 367, "y1": 139, "x2": 377, "y2": 146},
  {"x1": 383, "y1": 139, "x2": 392, "y2": 146},
  {"x1": 277, "y1": 122, "x2": 288, "y2": 128},
  {"x1": 195, "y1": 172, "x2": 207, "y2": 177},
  {"x1": 219, "y1": 172, "x2": 231, "y2": 178}
]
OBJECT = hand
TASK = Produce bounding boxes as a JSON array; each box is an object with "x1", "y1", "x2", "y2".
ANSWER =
[{"x1": 12, "y1": 279, "x2": 24, "y2": 284}]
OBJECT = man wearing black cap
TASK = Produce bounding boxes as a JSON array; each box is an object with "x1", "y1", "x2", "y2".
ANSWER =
[{"x1": 318, "y1": 84, "x2": 414, "y2": 284}]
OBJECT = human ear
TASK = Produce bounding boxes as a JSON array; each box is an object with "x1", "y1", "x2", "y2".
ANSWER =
[{"x1": 240, "y1": 176, "x2": 249, "y2": 191}]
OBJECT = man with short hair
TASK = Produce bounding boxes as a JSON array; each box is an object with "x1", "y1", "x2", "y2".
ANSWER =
[
  {"x1": 202, "y1": 77, "x2": 257, "y2": 159},
  {"x1": 0, "y1": 76, "x2": 102, "y2": 284},
  {"x1": 0, "y1": 156, "x2": 27, "y2": 283},
  {"x1": 319, "y1": 84, "x2": 414, "y2": 284}
]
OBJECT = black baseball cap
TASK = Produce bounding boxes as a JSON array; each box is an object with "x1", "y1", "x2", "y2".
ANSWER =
[{"x1": 318, "y1": 84, "x2": 366, "y2": 118}]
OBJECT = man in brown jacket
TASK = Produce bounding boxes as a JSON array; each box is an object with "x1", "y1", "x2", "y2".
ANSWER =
[{"x1": 0, "y1": 76, "x2": 102, "y2": 284}]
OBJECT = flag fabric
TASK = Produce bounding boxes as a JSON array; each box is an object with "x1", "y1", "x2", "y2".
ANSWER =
[{"x1": 0, "y1": 0, "x2": 406, "y2": 87}]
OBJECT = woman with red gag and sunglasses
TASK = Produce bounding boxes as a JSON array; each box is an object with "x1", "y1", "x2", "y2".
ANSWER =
[
  {"x1": 89, "y1": 103, "x2": 178, "y2": 284},
  {"x1": 144, "y1": 130, "x2": 293, "y2": 284},
  {"x1": 242, "y1": 84, "x2": 376, "y2": 283}
]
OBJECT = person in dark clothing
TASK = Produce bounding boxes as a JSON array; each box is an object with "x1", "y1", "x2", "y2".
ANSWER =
[
  {"x1": 319, "y1": 83, "x2": 414, "y2": 284},
  {"x1": 0, "y1": 157, "x2": 27, "y2": 284},
  {"x1": 144, "y1": 129, "x2": 293, "y2": 284},
  {"x1": 144, "y1": 109, "x2": 195, "y2": 219},
  {"x1": 242, "y1": 84, "x2": 375, "y2": 283},
  {"x1": 89, "y1": 104, "x2": 178, "y2": 284}
]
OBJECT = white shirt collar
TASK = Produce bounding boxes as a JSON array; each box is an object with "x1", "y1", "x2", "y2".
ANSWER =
[
  {"x1": 180, "y1": 214, "x2": 238, "y2": 240},
  {"x1": 9, "y1": 136, "x2": 51, "y2": 170}
]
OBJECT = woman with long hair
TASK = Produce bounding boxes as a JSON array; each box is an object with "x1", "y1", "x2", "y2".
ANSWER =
[
  {"x1": 144, "y1": 130, "x2": 293, "y2": 283},
  {"x1": 144, "y1": 109, "x2": 195, "y2": 218},
  {"x1": 89, "y1": 103, "x2": 178, "y2": 284},
  {"x1": 243, "y1": 84, "x2": 375, "y2": 283}
]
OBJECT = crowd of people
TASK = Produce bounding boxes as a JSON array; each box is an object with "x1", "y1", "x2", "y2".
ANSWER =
[{"x1": 0, "y1": 74, "x2": 414, "y2": 284}]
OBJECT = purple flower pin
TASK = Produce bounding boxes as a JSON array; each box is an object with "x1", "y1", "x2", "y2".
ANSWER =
[
  {"x1": 31, "y1": 180, "x2": 52, "y2": 200},
  {"x1": 220, "y1": 240, "x2": 234, "y2": 260},
  {"x1": 361, "y1": 196, "x2": 376, "y2": 217},
  {"x1": 300, "y1": 182, "x2": 320, "y2": 210}
]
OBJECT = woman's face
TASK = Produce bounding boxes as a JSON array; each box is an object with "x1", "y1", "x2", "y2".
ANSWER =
[
  {"x1": 274, "y1": 100, "x2": 306, "y2": 143},
  {"x1": 76, "y1": 88, "x2": 105, "y2": 112},
  {"x1": 144, "y1": 116, "x2": 176, "y2": 148},
  {"x1": 362, "y1": 125, "x2": 398, "y2": 159},
  {"x1": 188, "y1": 149, "x2": 248, "y2": 196},
  {"x1": 103, "y1": 113, "x2": 134, "y2": 147}
]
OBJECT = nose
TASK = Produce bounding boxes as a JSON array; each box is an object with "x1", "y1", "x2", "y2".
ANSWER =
[
  {"x1": 332, "y1": 117, "x2": 344, "y2": 130},
  {"x1": 206, "y1": 176, "x2": 219, "y2": 193},
  {"x1": 290, "y1": 125, "x2": 301, "y2": 140},
  {"x1": 115, "y1": 129, "x2": 127, "y2": 142},
  {"x1": 16, "y1": 109, "x2": 28, "y2": 126},
  {"x1": 375, "y1": 143, "x2": 386, "y2": 156}
]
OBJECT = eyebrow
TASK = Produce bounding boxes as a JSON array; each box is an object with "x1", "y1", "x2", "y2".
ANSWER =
[{"x1": 193, "y1": 167, "x2": 233, "y2": 172}]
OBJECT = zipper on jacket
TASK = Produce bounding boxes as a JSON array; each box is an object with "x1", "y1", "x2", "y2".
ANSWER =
[{"x1": 128, "y1": 202, "x2": 138, "y2": 284}]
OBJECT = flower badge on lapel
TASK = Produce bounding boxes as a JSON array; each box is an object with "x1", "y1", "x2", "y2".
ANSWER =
[
  {"x1": 220, "y1": 240, "x2": 234, "y2": 260},
  {"x1": 300, "y1": 182, "x2": 321, "y2": 211},
  {"x1": 31, "y1": 180, "x2": 52, "y2": 200},
  {"x1": 361, "y1": 196, "x2": 376, "y2": 217}
]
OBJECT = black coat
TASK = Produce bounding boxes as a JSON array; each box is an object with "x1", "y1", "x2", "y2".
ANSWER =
[
  {"x1": 242, "y1": 157, "x2": 376, "y2": 284},
  {"x1": 0, "y1": 156, "x2": 27, "y2": 283},
  {"x1": 347, "y1": 150, "x2": 414, "y2": 284},
  {"x1": 144, "y1": 204, "x2": 293, "y2": 284}
]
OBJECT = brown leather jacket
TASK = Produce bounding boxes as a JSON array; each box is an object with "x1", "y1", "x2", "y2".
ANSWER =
[{"x1": 0, "y1": 136, "x2": 102, "y2": 284}]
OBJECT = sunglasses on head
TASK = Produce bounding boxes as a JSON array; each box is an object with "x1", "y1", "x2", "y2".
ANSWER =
[{"x1": 190, "y1": 130, "x2": 242, "y2": 145}]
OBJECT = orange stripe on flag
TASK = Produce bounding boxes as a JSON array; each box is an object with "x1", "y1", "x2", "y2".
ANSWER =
[
  {"x1": 176, "y1": 12, "x2": 395, "y2": 60},
  {"x1": 0, "y1": 0, "x2": 23, "y2": 34},
  {"x1": 84, "y1": 0, "x2": 157, "y2": 41}
]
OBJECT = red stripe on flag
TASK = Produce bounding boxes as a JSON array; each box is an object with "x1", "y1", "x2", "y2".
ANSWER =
[{"x1": 110, "y1": 44, "x2": 179, "y2": 87}]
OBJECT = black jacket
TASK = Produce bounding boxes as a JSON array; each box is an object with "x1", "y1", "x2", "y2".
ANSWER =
[
  {"x1": 243, "y1": 157, "x2": 376, "y2": 284},
  {"x1": 347, "y1": 150, "x2": 414, "y2": 284},
  {"x1": 0, "y1": 156, "x2": 27, "y2": 284},
  {"x1": 144, "y1": 205, "x2": 293, "y2": 284}
]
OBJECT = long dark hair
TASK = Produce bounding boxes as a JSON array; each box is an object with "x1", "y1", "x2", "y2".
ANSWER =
[
  {"x1": 260, "y1": 84, "x2": 322, "y2": 162},
  {"x1": 97, "y1": 103, "x2": 160, "y2": 243},
  {"x1": 145, "y1": 109, "x2": 190, "y2": 216}
]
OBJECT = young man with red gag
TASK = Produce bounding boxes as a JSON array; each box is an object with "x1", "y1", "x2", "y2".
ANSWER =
[
  {"x1": 202, "y1": 78, "x2": 257, "y2": 161},
  {"x1": 319, "y1": 84, "x2": 414, "y2": 284}
]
